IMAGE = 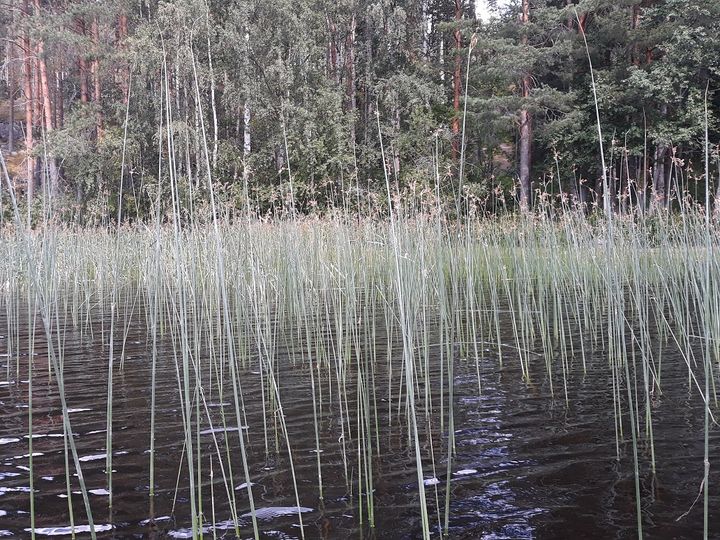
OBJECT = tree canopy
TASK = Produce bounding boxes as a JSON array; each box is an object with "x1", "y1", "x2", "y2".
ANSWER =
[{"x1": 0, "y1": 0, "x2": 718, "y2": 223}]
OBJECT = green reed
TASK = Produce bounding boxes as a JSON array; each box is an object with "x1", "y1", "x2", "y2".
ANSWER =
[{"x1": 1, "y1": 136, "x2": 720, "y2": 539}]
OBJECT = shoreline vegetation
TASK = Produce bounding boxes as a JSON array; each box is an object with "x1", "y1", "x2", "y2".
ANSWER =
[
  {"x1": 1, "y1": 0, "x2": 719, "y2": 538},
  {"x1": 0, "y1": 200, "x2": 718, "y2": 537}
]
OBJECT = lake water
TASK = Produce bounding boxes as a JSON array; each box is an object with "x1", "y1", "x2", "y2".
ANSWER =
[{"x1": 0, "y1": 301, "x2": 717, "y2": 539}]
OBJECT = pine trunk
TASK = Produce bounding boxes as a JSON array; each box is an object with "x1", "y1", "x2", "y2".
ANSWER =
[
  {"x1": 392, "y1": 106, "x2": 401, "y2": 179},
  {"x1": 33, "y1": 0, "x2": 59, "y2": 196},
  {"x1": 8, "y1": 33, "x2": 15, "y2": 153},
  {"x1": 77, "y1": 18, "x2": 89, "y2": 103},
  {"x1": 118, "y1": 14, "x2": 129, "y2": 104},
  {"x1": 327, "y1": 14, "x2": 338, "y2": 83},
  {"x1": 35, "y1": 44, "x2": 54, "y2": 131},
  {"x1": 346, "y1": 13, "x2": 357, "y2": 149},
  {"x1": 35, "y1": 22, "x2": 60, "y2": 196},
  {"x1": 519, "y1": 0, "x2": 532, "y2": 212},
  {"x1": 91, "y1": 18, "x2": 103, "y2": 138},
  {"x1": 7, "y1": 0, "x2": 15, "y2": 153},
  {"x1": 9, "y1": 74, "x2": 15, "y2": 153},
  {"x1": 243, "y1": 28, "x2": 251, "y2": 199},
  {"x1": 631, "y1": 4, "x2": 641, "y2": 66},
  {"x1": 55, "y1": 70, "x2": 64, "y2": 128},
  {"x1": 32, "y1": 48, "x2": 41, "y2": 133},
  {"x1": 519, "y1": 108, "x2": 532, "y2": 212},
  {"x1": 451, "y1": 0, "x2": 462, "y2": 160},
  {"x1": 22, "y1": 0, "x2": 35, "y2": 213}
]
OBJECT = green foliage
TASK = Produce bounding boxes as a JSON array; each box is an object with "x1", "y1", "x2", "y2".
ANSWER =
[{"x1": 4, "y1": 0, "x2": 720, "y2": 218}]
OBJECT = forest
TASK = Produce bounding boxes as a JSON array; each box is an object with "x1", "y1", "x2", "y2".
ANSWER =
[{"x1": 1, "y1": 0, "x2": 718, "y2": 222}]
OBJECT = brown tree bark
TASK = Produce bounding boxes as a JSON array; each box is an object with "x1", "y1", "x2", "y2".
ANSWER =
[
  {"x1": 7, "y1": 0, "x2": 15, "y2": 153},
  {"x1": 32, "y1": 47, "x2": 42, "y2": 133},
  {"x1": 9, "y1": 70, "x2": 15, "y2": 153},
  {"x1": 519, "y1": 0, "x2": 532, "y2": 212},
  {"x1": 35, "y1": 34, "x2": 54, "y2": 130},
  {"x1": 118, "y1": 13, "x2": 129, "y2": 105},
  {"x1": 91, "y1": 17, "x2": 103, "y2": 138},
  {"x1": 630, "y1": 3, "x2": 648, "y2": 70},
  {"x1": 578, "y1": 12, "x2": 588, "y2": 33},
  {"x1": 33, "y1": 0, "x2": 61, "y2": 196},
  {"x1": 22, "y1": 0, "x2": 35, "y2": 213},
  {"x1": 76, "y1": 18, "x2": 89, "y2": 103},
  {"x1": 118, "y1": 14, "x2": 128, "y2": 45},
  {"x1": 451, "y1": 0, "x2": 462, "y2": 160}
]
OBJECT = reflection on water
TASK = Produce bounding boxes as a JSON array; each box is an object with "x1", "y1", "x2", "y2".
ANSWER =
[
  {"x1": 25, "y1": 525, "x2": 114, "y2": 537},
  {"x1": 0, "y1": 304, "x2": 717, "y2": 539}
]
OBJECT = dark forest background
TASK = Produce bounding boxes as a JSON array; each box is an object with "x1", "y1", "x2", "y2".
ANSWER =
[{"x1": 1, "y1": 0, "x2": 718, "y2": 223}]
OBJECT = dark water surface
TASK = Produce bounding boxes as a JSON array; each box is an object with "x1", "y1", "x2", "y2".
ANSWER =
[{"x1": 0, "y1": 306, "x2": 718, "y2": 539}]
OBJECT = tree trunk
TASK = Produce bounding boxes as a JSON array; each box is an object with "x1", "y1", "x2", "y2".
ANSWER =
[
  {"x1": 422, "y1": 0, "x2": 429, "y2": 58},
  {"x1": 346, "y1": 13, "x2": 357, "y2": 149},
  {"x1": 22, "y1": 0, "x2": 35, "y2": 215},
  {"x1": 714, "y1": 148, "x2": 720, "y2": 218},
  {"x1": 578, "y1": 176, "x2": 590, "y2": 211},
  {"x1": 34, "y1": 10, "x2": 60, "y2": 197},
  {"x1": 451, "y1": 0, "x2": 462, "y2": 160},
  {"x1": 327, "y1": 13, "x2": 338, "y2": 83},
  {"x1": 578, "y1": 12, "x2": 588, "y2": 33},
  {"x1": 652, "y1": 143, "x2": 667, "y2": 209},
  {"x1": 241, "y1": 26, "x2": 251, "y2": 211},
  {"x1": 519, "y1": 109, "x2": 532, "y2": 211},
  {"x1": 32, "y1": 47, "x2": 41, "y2": 133},
  {"x1": 439, "y1": 35, "x2": 445, "y2": 82},
  {"x1": 55, "y1": 70, "x2": 64, "y2": 128},
  {"x1": 8, "y1": 27, "x2": 15, "y2": 153},
  {"x1": 204, "y1": 7, "x2": 218, "y2": 170},
  {"x1": 362, "y1": 14, "x2": 373, "y2": 147},
  {"x1": 35, "y1": 39, "x2": 54, "y2": 131},
  {"x1": 9, "y1": 72, "x2": 15, "y2": 153},
  {"x1": 620, "y1": 149, "x2": 631, "y2": 214},
  {"x1": 7, "y1": 0, "x2": 15, "y2": 153},
  {"x1": 663, "y1": 150, "x2": 673, "y2": 210},
  {"x1": 91, "y1": 17, "x2": 103, "y2": 138},
  {"x1": 519, "y1": 0, "x2": 532, "y2": 212},
  {"x1": 118, "y1": 13, "x2": 129, "y2": 104},
  {"x1": 631, "y1": 4, "x2": 641, "y2": 66},
  {"x1": 118, "y1": 14, "x2": 128, "y2": 42},
  {"x1": 77, "y1": 18, "x2": 89, "y2": 103},
  {"x1": 243, "y1": 102, "x2": 251, "y2": 185},
  {"x1": 392, "y1": 106, "x2": 401, "y2": 179}
]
